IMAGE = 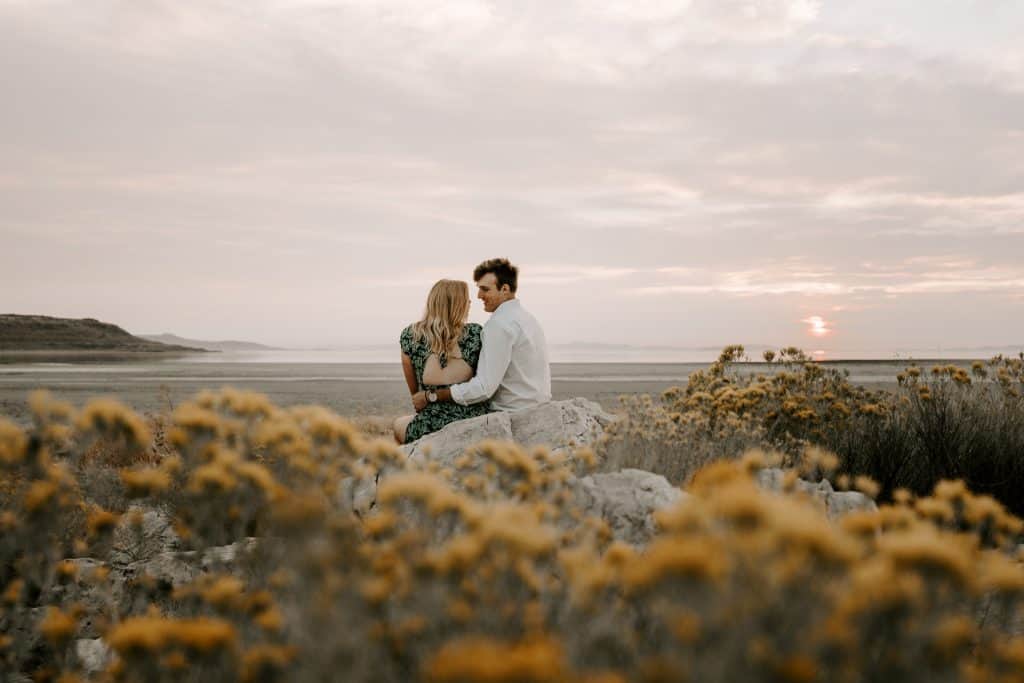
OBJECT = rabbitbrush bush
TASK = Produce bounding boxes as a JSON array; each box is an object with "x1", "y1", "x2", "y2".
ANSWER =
[
  {"x1": 600, "y1": 346, "x2": 1024, "y2": 516},
  {"x1": 0, "y1": 384, "x2": 1023, "y2": 682}
]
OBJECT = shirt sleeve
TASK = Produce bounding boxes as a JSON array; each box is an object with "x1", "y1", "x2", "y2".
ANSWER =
[
  {"x1": 399, "y1": 326, "x2": 414, "y2": 356},
  {"x1": 450, "y1": 320, "x2": 514, "y2": 405}
]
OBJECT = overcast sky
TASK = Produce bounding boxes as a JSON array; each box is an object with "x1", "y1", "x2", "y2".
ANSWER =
[{"x1": 2, "y1": 0, "x2": 1023, "y2": 351}]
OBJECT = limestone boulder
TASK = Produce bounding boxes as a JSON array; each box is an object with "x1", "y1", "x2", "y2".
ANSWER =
[
  {"x1": 756, "y1": 468, "x2": 834, "y2": 497},
  {"x1": 509, "y1": 398, "x2": 616, "y2": 450},
  {"x1": 401, "y1": 412, "x2": 514, "y2": 466},
  {"x1": 755, "y1": 467, "x2": 877, "y2": 520},
  {"x1": 199, "y1": 537, "x2": 260, "y2": 570},
  {"x1": 339, "y1": 468, "x2": 379, "y2": 519},
  {"x1": 400, "y1": 399, "x2": 616, "y2": 466},
  {"x1": 343, "y1": 399, "x2": 619, "y2": 515},
  {"x1": 51, "y1": 538, "x2": 259, "y2": 635},
  {"x1": 114, "y1": 551, "x2": 199, "y2": 613},
  {"x1": 76, "y1": 638, "x2": 112, "y2": 675},
  {"x1": 824, "y1": 490, "x2": 879, "y2": 520},
  {"x1": 110, "y1": 506, "x2": 180, "y2": 565},
  {"x1": 40, "y1": 558, "x2": 112, "y2": 638},
  {"x1": 572, "y1": 469, "x2": 685, "y2": 545}
]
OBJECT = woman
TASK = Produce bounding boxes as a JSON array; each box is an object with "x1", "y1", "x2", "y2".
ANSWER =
[{"x1": 393, "y1": 279, "x2": 491, "y2": 444}]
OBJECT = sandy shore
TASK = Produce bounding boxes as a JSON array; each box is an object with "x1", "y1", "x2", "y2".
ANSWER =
[
  {"x1": 0, "y1": 375, "x2": 683, "y2": 424},
  {"x1": 0, "y1": 358, "x2": 928, "y2": 427}
]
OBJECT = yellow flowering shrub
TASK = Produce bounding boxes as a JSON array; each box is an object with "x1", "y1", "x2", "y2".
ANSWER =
[
  {"x1": 0, "y1": 384, "x2": 1023, "y2": 681},
  {"x1": 601, "y1": 346, "x2": 1024, "y2": 519}
]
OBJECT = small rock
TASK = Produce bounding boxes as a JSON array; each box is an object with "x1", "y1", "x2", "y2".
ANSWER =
[
  {"x1": 41, "y1": 558, "x2": 111, "y2": 638},
  {"x1": 824, "y1": 490, "x2": 878, "y2": 520},
  {"x1": 113, "y1": 551, "x2": 198, "y2": 613},
  {"x1": 201, "y1": 538, "x2": 259, "y2": 569},
  {"x1": 111, "y1": 506, "x2": 180, "y2": 565},
  {"x1": 76, "y1": 638, "x2": 111, "y2": 674},
  {"x1": 756, "y1": 467, "x2": 874, "y2": 520},
  {"x1": 573, "y1": 469, "x2": 685, "y2": 545}
]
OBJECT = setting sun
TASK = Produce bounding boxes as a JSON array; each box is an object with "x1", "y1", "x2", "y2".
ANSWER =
[{"x1": 802, "y1": 315, "x2": 831, "y2": 337}]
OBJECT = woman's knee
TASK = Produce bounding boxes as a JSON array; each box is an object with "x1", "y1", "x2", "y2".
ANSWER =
[{"x1": 393, "y1": 415, "x2": 412, "y2": 444}]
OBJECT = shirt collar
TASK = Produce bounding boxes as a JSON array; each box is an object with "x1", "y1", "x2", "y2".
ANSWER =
[{"x1": 493, "y1": 298, "x2": 520, "y2": 315}]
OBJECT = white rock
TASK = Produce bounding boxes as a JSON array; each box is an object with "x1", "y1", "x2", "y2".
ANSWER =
[
  {"x1": 338, "y1": 467, "x2": 379, "y2": 518},
  {"x1": 76, "y1": 638, "x2": 111, "y2": 674},
  {"x1": 509, "y1": 398, "x2": 616, "y2": 449},
  {"x1": 41, "y1": 558, "x2": 110, "y2": 638},
  {"x1": 398, "y1": 399, "x2": 616, "y2": 466},
  {"x1": 200, "y1": 538, "x2": 259, "y2": 569},
  {"x1": 824, "y1": 490, "x2": 878, "y2": 520},
  {"x1": 401, "y1": 412, "x2": 514, "y2": 466},
  {"x1": 755, "y1": 467, "x2": 875, "y2": 520},
  {"x1": 126, "y1": 551, "x2": 197, "y2": 591},
  {"x1": 343, "y1": 400, "x2": 619, "y2": 516},
  {"x1": 755, "y1": 468, "x2": 833, "y2": 496},
  {"x1": 573, "y1": 469, "x2": 685, "y2": 545},
  {"x1": 111, "y1": 506, "x2": 180, "y2": 565}
]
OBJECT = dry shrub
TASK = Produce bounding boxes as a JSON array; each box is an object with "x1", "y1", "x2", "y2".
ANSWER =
[
  {"x1": 350, "y1": 415, "x2": 396, "y2": 440},
  {"x1": 600, "y1": 346, "x2": 1024, "y2": 516},
  {"x1": 597, "y1": 393, "x2": 766, "y2": 484},
  {"x1": 839, "y1": 356, "x2": 1024, "y2": 514}
]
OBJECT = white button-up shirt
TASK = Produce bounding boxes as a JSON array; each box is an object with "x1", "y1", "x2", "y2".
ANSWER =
[{"x1": 450, "y1": 299, "x2": 551, "y2": 411}]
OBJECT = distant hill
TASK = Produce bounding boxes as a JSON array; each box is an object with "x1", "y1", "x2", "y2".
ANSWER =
[
  {"x1": 140, "y1": 334, "x2": 278, "y2": 352},
  {"x1": 0, "y1": 315, "x2": 203, "y2": 352}
]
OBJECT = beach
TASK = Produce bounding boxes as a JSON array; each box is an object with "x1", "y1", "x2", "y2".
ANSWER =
[{"x1": 0, "y1": 352, "x2": 946, "y2": 425}]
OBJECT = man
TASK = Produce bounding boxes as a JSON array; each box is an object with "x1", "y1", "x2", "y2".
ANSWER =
[{"x1": 412, "y1": 258, "x2": 551, "y2": 413}]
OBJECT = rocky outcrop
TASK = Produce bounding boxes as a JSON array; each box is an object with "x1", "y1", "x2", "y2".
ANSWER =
[
  {"x1": 755, "y1": 467, "x2": 877, "y2": 520},
  {"x1": 572, "y1": 469, "x2": 685, "y2": 545},
  {"x1": 41, "y1": 534, "x2": 259, "y2": 643},
  {"x1": 344, "y1": 399, "x2": 617, "y2": 516},
  {"x1": 347, "y1": 400, "x2": 876, "y2": 534}
]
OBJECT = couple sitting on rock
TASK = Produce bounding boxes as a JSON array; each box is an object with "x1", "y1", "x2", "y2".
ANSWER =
[{"x1": 393, "y1": 258, "x2": 551, "y2": 444}]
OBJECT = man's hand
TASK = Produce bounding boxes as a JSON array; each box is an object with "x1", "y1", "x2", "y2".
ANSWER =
[{"x1": 412, "y1": 391, "x2": 427, "y2": 412}]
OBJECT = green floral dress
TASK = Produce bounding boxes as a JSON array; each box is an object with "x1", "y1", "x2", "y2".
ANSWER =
[{"x1": 401, "y1": 323, "x2": 492, "y2": 443}]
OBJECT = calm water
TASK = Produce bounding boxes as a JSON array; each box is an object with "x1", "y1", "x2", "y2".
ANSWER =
[{"x1": 0, "y1": 348, "x2": 1017, "y2": 423}]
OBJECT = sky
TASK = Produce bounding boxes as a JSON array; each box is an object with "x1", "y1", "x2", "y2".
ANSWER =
[{"x1": 2, "y1": 0, "x2": 1023, "y2": 352}]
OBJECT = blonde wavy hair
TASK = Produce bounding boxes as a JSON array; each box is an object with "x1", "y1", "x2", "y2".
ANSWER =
[{"x1": 411, "y1": 279, "x2": 471, "y2": 358}]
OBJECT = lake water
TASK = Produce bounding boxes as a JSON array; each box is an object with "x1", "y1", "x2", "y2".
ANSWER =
[{"x1": 2, "y1": 347, "x2": 1017, "y2": 424}]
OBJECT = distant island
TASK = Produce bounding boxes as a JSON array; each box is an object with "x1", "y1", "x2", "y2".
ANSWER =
[
  {"x1": 140, "y1": 333, "x2": 279, "y2": 352},
  {"x1": 0, "y1": 315, "x2": 204, "y2": 353}
]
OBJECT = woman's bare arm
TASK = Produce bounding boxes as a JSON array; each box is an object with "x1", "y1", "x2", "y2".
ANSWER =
[
  {"x1": 422, "y1": 354, "x2": 473, "y2": 386},
  {"x1": 401, "y1": 353, "x2": 418, "y2": 394}
]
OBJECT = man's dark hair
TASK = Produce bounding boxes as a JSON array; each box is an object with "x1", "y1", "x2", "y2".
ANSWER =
[{"x1": 473, "y1": 258, "x2": 518, "y2": 293}]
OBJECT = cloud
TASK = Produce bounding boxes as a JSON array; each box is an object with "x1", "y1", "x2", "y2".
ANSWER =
[
  {"x1": 527, "y1": 265, "x2": 638, "y2": 285},
  {"x1": 1, "y1": 1, "x2": 1023, "y2": 347},
  {"x1": 627, "y1": 258, "x2": 1024, "y2": 298}
]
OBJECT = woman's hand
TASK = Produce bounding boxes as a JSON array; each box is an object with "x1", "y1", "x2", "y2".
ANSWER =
[{"x1": 412, "y1": 391, "x2": 428, "y2": 412}]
